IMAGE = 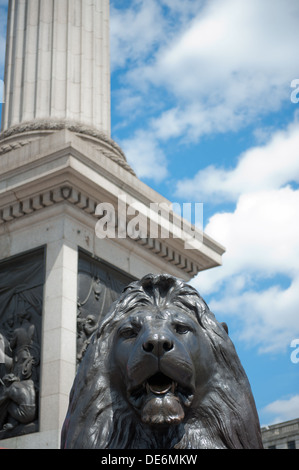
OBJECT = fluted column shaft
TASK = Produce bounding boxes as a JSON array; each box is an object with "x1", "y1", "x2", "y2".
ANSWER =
[{"x1": 1, "y1": 0, "x2": 111, "y2": 136}]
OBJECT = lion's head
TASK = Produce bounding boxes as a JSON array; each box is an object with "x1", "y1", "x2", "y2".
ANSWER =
[{"x1": 61, "y1": 274, "x2": 263, "y2": 449}]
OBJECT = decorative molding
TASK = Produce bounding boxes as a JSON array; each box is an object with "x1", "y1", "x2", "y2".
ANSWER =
[
  {"x1": 0, "y1": 185, "x2": 201, "y2": 277},
  {"x1": 0, "y1": 119, "x2": 136, "y2": 176},
  {"x1": 0, "y1": 140, "x2": 31, "y2": 156}
]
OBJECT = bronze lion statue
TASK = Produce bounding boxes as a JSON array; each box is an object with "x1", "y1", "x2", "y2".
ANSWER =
[{"x1": 61, "y1": 274, "x2": 263, "y2": 449}]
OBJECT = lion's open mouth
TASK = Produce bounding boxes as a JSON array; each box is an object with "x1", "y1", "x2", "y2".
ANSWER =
[
  {"x1": 146, "y1": 372, "x2": 177, "y2": 395},
  {"x1": 129, "y1": 371, "x2": 194, "y2": 409},
  {"x1": 128, "y1": 371, "x2": 194, "y2": 426}
]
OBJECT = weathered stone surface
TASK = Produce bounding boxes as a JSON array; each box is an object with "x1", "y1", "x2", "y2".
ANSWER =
[{"x1": 2, "y1": 0, "x2": 111, "y2": 137}]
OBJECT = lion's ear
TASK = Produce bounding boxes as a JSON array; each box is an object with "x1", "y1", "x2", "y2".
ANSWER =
[{"x1": 221, "y1": 322, "x2": 229, "y2": 335}]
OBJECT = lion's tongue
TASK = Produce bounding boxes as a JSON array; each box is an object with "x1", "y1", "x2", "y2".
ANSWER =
[{"x1": 146, "y1": 373, "x2": 174, "y2": 395}]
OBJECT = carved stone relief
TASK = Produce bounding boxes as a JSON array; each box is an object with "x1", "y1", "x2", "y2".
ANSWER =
[
  {"x1": 0, "y1": 248, "x2": 44, "y2": 440},
  {"x1": 77, "y1": 251, "x2": 134, "y2": 365}
]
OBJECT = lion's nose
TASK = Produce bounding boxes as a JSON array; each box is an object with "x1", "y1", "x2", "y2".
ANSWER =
[{"x1": 142, "y1": 333, "x2": 174, "y2": 356}]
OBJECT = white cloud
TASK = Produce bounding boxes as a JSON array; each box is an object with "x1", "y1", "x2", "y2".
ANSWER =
[
  {"x1": 110, "y1": 0, "x2": 204, "y2": 74},
  {"x1": 176, "y1": 116, "x2": 299, "y2": 202},
  {"x1": 261, "y1": 395, "x2": 299, "y2": 425},
  {"x1": 111, "y1": 0, "x2": 299, "y2": 179},
  {"x1": 207, "y1": 277, "x2": 299, "y2": 353},
  {"x1": 160, "y1": 0, "x2": 204, "y2": 17},
  {"x1": 143, "y1": 0, "x2": 299, "y2": 141},
  {"x1": 201, "y1": 186, "x2": 299, "y2": 281},
  {"x1": 153, "y1": 0, "x2": 299, "y2": 92},
  {"x1": 179, "y1": 115, "x2": 299, "y2": 353},
  {"x1": 191, "y1": 183, "x2": 299, "y2": 353},
  {"x1": 110, "y1": 0, "x2": 167, "y2": 72},
  {"x1": 111, "y1": 3, "x2": 299, "y2": 355},
  {"x1": 120, "y1": 129, "x2": 168, "y2": 182}
]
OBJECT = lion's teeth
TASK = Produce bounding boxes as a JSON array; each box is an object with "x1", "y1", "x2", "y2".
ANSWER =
[{"x1": 146, "y1": 383, "x2": 175, "y2": 395}]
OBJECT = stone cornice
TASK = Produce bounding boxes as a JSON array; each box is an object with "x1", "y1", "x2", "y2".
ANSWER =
[
  {"x1": 0, "y1": 184, "x2": 221, "y2": 277},
  {"x1": 0, "y1": 124, "x2": 225, "y2": 278}
]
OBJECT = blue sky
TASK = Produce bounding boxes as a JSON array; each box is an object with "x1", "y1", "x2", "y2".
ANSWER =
[{"x1": 1, "y1": 0, "x2": 299, "y2": 427}]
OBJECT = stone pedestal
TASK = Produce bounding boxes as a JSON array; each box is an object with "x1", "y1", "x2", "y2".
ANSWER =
[
  {"x1": 0, "y1": 126, "x2": 224, "y2": 449},
  {"x1": 0, "y1": 0, "x2": 225, "y2": 449}
]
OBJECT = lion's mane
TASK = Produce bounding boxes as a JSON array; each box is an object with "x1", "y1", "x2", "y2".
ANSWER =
[{"x1": 61, "y1": 274, "x2": 263, "y2": 449}]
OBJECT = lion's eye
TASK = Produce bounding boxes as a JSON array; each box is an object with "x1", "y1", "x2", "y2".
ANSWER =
[
  {"x1": 120, "y1": 328, "x2": 138, "y2": 339},
  {"x1": 174, "y1": 323, "x2": 190, "y2": 335}
]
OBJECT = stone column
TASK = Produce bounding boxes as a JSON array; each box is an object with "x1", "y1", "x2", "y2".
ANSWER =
[
  {"x1": 1, "y1": 0, "x2": 111, "y2": 137},
  {"x1": 40, "y1": 236, "x2": 78, "y2": 447}
]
